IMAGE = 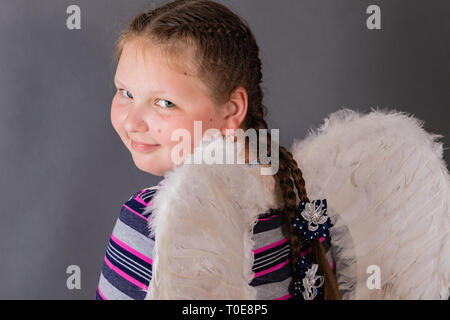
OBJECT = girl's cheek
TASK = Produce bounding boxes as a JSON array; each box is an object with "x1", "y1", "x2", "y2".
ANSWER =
[
  {"x1": 157, "y1": 119, "x2": 190, "y2": 148},
  {"x1": 110, "y1": 104, "x2": 120, "y2": 132},
  {"x1": 110, "y1": 103, "x2": 125, "y2": 133},
  {"x1": 159, "y1": 125, "x2": 180, "y2": 146},
  {"x1": 110, "y1": 101, "x2": 131, "y2": 140}
]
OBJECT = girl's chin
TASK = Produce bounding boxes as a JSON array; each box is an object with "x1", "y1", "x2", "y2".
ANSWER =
[
  {"x1": 132, "y1": 156, "x2": 172, "y2": 177},
  {"x1": 135, "y1": 164, "x2": 166, "y2": 176}
]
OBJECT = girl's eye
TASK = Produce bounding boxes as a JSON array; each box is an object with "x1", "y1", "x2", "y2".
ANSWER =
[
  {"x1": 119, "y1": 89, "x2": 133, "y2": 99},
  {"x1": 156, "y1": 99, "x2": 176, "y2": 109},
  {"x1": 117, "y1": 89, "x2": 175, "y2": 109}
]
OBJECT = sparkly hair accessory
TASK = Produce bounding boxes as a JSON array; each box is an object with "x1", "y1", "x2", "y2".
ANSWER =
[
  {"x1": 292, "y1": 199, "x2": 333, "y2": 300},
  {"x1": 293, "y1": 199, "x2": 333, "y2": 241},
  {"x1": 293, "y1": 257, "x2": 325, "y2": 300}
]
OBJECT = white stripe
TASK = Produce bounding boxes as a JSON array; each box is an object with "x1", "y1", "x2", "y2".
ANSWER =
[
  {"x1": 106, "y1": 246, "x2": 151, "y2": 281},
  {"x1": 107, "y1": 243, "x2": 152, "y2": 276},
  {"x1": 112, "y1": 219, "x2": 155, "y2": 259},
  {"x1": 254, "y1": 276, "x2": 292, "y2": 300},
  {"x1": 108, "y1": 244, "x2": 152, "y2": 273},
  {"x1": 254, "y1": 242, "x2": 289, "y2": 262},
  {"x1": 254, "y1": 247, "x2": 290, "y2": 269},
  {"x1": 98, "y1": 273, "x2": 133, "y2": 300},
  {"x1": 252, "y1": 228, "x2": 284, "y2": 251},
  {"x1": 141, "y1": 190, "x2": 157, "y2": 201}
]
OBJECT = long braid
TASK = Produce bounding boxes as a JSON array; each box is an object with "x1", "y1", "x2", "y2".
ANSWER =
[{"x1": 246, "y1": 88, "x2": 340, "y2": 300}]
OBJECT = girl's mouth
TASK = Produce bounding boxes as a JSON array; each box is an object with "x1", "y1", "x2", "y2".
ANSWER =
[{"x1": 131, "y1": 140, "x2": 161, "y2": 153}]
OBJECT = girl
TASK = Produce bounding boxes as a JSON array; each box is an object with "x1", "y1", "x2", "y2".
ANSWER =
[{"x1": 96, "y1": 0, "x2": 340, "y2": 300}]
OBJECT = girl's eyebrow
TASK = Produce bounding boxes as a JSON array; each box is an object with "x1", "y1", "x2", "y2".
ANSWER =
[
  {"x1": 114, "y1": 77, "x2": 168, "y2": 95},
  {"x1": 114, "y1": 78, "x2": 126, "y2": 87}
]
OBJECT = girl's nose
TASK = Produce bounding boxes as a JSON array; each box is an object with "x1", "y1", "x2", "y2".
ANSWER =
[{"x1": 123, "y1": 105, "x2": 149, "y2": 133}]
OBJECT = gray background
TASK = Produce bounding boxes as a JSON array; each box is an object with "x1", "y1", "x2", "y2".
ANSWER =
[{"x1": 0, "y1": 0, "x2": 449, "y2": 299}]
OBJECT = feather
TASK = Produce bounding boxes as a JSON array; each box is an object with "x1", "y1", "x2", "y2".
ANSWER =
[
  {"x1": 143, "y1": 131, "x2": 281, "y2": 299},
  {"x1": 291, "y1": 107, "x2": 450, "y2": 299}
]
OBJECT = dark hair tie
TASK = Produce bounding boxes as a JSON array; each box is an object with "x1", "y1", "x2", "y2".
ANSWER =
[{"x1": 292, "y1": 199, "x2": 333, "y2": 300}]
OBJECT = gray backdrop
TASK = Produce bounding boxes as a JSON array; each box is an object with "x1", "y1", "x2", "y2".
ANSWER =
[{"x1": 0, "y1": 0, "x2": 449, "y2": 299}]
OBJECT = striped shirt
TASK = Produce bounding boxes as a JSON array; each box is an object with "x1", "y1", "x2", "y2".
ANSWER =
[{"x1": 96, "y1": 184, "x2": 336, "y2": 300}]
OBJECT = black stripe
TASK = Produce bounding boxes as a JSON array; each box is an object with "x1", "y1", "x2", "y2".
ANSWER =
[
  {"x1": 95, "y1": 289, "x2": 103, "y2": 300},
  {"x1": 107, "y1": 242, "x2": 152, "y2": 277},
  {"x1": 254, "y1": 240, "x2": 289, "y2": 260},
  {"x1": 105, "y1": 248, "x2": 150, "y2": 285},
  {"x1": 253, "y1": 210, "x2": 283, "y2": 234},
  {"x1": 253, "y1": 247, "x2": 290, "y2": 269},
  {"x1": 249, "y1": 262, "x2": 291, "y2": 287},
  {"x1": 253, "y1": 253, "x2": 290, "y2": 273},
  {"x1": 101, "y1": 262, "x2": 148, "y2": 300},
  {"x1": 119, "y1": 206, "x2": 154, "y2": 239},
  {"x1": 109, "y1": 238, "x2": 152, "y2": 271},
  {"x1": 141, "y1": 189, "x2": 157, "y2": 202}
]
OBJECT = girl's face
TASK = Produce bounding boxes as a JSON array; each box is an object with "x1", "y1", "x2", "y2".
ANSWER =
[{"x1": 111, "y1": 38, "x2": 246, "y2": 176}]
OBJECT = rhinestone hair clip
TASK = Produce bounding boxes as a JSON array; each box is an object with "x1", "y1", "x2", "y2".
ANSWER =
[{"x1": 292, "y1": 199, "x2": 333, "y2": 300}]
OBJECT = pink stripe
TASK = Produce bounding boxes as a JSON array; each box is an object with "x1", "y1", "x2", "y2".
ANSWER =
[
  {"x1": 258, "y1": 214, "x2": 279, "y2": 222},
  {"x1": 111, "y1": 233, "x2": 153, "y2": 265},
  {"x1": 274, "y1": 293, "x2": 293, "y2": 300},
  {"x1": 331, "y1": 260, "x2": 335, "y2": 271},
  {"x1": 300, "y1": 237, "x2": 326, "y2": 257},
  {"x1": 135, "y1": 188, "x2": 158, "y2": 206},
  {"x1": 123, "y1": 204, "x2": 148, "y2": 221},
  {"x1": 104, "y1": 256, "x2": 148, "y2": 290},
  {"x1": 253, "y1": 237, "x2": 288, "y2": 254},
  {"x1": 137, "y1": 189, "x2": 149, "y2": 197},
  {"x1": 97, "y1": 286, "x2": 107, "y2": 300},
  {"x1": 134, "y1": 194, "x2": 148, "y2": 206},
  {"x1": 300, "y1": 247, "x2": 311, "y2": 257},
  {"x1": 254, "y1": 258, "x2": 289, "y2": 278}
]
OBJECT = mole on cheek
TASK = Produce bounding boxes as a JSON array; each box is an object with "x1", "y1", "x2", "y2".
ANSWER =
[
  {"x1": 210, "y1": 118, "x2": 213, "y2": 122},
  {"x1": 157, "y1": 128, "x2": 162, "y2": 134}
]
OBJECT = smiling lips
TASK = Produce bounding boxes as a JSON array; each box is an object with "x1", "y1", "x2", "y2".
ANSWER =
[{"x1": 131, "y1": 139, "x2": 160, "y2": 152}]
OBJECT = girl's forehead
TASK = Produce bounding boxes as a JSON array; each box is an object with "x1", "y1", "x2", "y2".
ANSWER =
[
  {"x1": 125, "y1": 38, "x2": 196, "y2": 76},
  {"x1": 116, "y1": 38, "x2": 214, "y2": 104}
]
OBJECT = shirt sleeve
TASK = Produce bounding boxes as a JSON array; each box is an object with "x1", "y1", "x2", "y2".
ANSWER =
[{"x1": 95, "y1": 186, "x2": 160, "y2": 300}]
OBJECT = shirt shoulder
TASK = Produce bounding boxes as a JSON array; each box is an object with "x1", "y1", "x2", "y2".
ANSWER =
[
  {"x1": 127, "y1": 186, "x2": 159, "y2": 202},
  {"x1": 124, "y1": 185, "x2": 160, "y2": 218}
]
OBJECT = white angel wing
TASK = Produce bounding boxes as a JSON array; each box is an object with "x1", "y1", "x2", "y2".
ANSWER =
[
  {"x1": 291, "y1": 108, "x2": 450, "y2": 300},
  {"x1": 143, "y1": 132, "x2": 280, "y2": 300}
]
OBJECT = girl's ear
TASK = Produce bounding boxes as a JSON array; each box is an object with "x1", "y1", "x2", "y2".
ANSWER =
[{"x1": 220, "y1": 86, "x2": 248, "y2": 135}]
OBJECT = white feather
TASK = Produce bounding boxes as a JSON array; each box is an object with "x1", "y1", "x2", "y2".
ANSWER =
[
  {"x1": 143, "y1": 132, "x2": 281, "y2": 299},
  {"x1": 291, "y1": 107, "x2": 450, "y2": 299}
]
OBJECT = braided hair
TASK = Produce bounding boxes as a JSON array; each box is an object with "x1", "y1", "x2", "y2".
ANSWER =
[{"x1": 114, "y1": 0, "x2": 340, "y2": 300}]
